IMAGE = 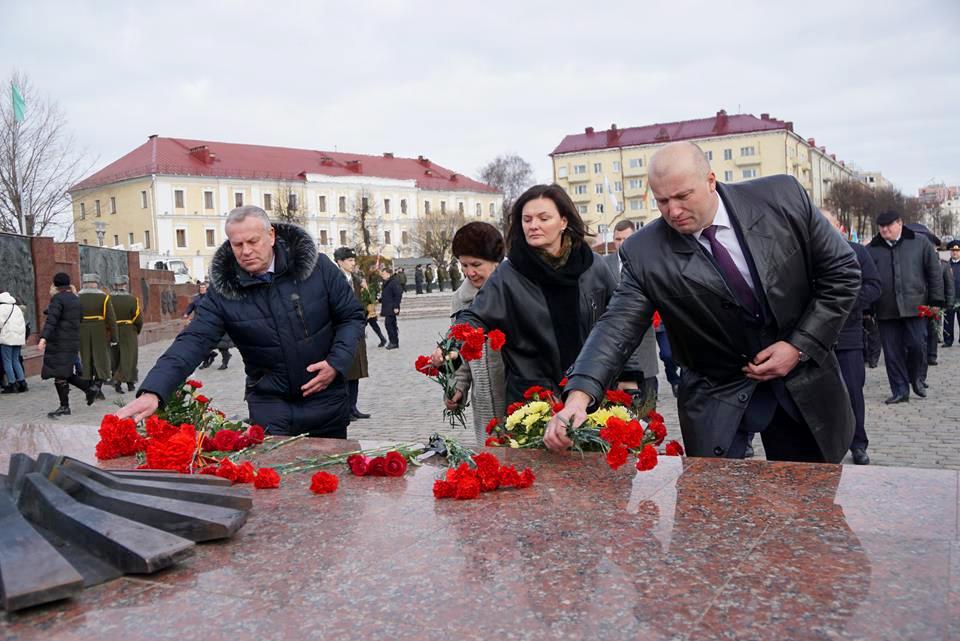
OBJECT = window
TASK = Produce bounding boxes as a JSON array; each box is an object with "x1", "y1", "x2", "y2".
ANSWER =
[
  {"x1": 109, "y1": 197, "x2": 116, "y2": 214},
  {"x1": 95, "y1": 200, "x2": 101, "y2": 216},
  {"x1": 596, "y1": 183, "x2": 604, "y2": 194},
  {"x1": 458, "y1": 202, "x2": 464, "y2": 215},
  {"x1": 475, "y1": 202, "x2": 482, "y2": 215},
  {"x1": 557, "y1": 165, "x2": 568, "y2": 178},
  {"x1": 612, "y1": 161, "x2": 621, "y2": 172},
  {"x1": 144, "y1": 230, "x2": 151, "y2": 249},
  {"x1": 630, "y1": 199, "x2": 642, "y2": 210},
  {"x1": 705, "y1": 151, "x2": 713, "y2": 161},
  {"x1": 596, "y1": 203, "x2": 605, "y2": 213},
  {"x1": 574, "y1": 164, "x2": 587, "y2": 175},
  {"x1": 234, "y1": 192, "x2": 243, "y2": 207},
  {"x1": 577, "y1": 205, "x2": 587, "y2": 214},
  {"x1": 338, "y1": 196, "x2": 347, "y2": 213},
  {"x1": 384, "y1": 198, "x2": 391, "y2": 214},
  {"x1": 339, "y1": 230, "x2": 347, "y2": 245},
  {"x1": 742, "y1": 169, "x2": 758, "y2": 178},
  {"x1": 424, "y1": 201, "x2": 431, "y2": 214},
  {"x1": 740, "y1": 146, "x2": 756, "y2": 157},
  {"x1": 384, "y1": 230, "x2": 391, "y2": 245},
  {"x1": 400, "y1": 199, "x2": 408, "y2": 214},
  {"x1": 263, "y1": 193, "x2": 273, "y2": 210},
  {"x1": 288, "y1": 193, "x2": 298, "y2": 211},
  {"x1": 174, "y1": 190, "x2": 184, "y2": 208},
  {"x1": 574, "y1": 184, "x2": 588, "y2": 195},
  {"x1": 204, "y1": 191, "x2": 214, "y2": 209},
  {"x1": 205, "y1": 229, "x2": 216, "y2": 247},
  {"x1": 318, "y1": 195, "x2": 327, "y2": 212},
  {"x1": 320, "y1": 230, "x2": 328, "y2": 245},
  {"x1": 440, "y1": 201, "x2": 446, "y2": 214},
  {"x1": 140, "y1": 190, "x2": 148, "y2": 208},
  {"x1": 593, "y1": 162, "x2": 602, "y2": 173},
  {"x1": 127, "y1": 232, "x2": 134, "y2": 245},
  {"x1": 629, "y1": 158, "x2": 643, "y2": 169},
  {"x1": 629, "y1": 179, "x2": 642, "y2": 190},
  {"x1": 614, "y1": 181, "x2": 622, "y2": 192},
  {"x1": 176, "y1": 229, "x2": 187, "y2": 248},
  {"x1": 79, "y1": 202, "x2": 86, "y2": 219},
  {"x1": 724, "y1": 170, "x2": 733, "y2": 181},
  {"x1": 489, "y1": 203, "x2": 496, "y2": 216},
  {"x1": 723, "y1": 149, "x2": 732, "y2": 160},
  {"x1": 615, "y1": 200, "x2": 623, "y2": 213},
  {"x1": 113, "y1": 234, "x2": 119, "y2": 246}
]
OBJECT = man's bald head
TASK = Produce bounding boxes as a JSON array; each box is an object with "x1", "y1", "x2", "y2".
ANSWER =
[{"x1": 649, "y1": 141, "x2": 712, "y2": 181}]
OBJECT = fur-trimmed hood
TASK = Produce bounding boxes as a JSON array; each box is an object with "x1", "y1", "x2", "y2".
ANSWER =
[{"x1": 210, "y1": 223, "x2": 318, "y2": 300}]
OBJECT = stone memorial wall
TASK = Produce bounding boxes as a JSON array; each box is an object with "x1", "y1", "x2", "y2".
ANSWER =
[
  {"x1": 0, "y1": 232, "x2": 38, "y2": 332},
  {"x1": 78, "y1": 245, "x2": 129, "y2": 289}
]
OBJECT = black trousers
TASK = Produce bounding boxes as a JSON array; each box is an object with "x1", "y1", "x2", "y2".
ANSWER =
[
  {"x1": 865, "y1": 315, "x2": 882, "y2": 366},
  {"x1": 837, "y1": 348, "x2": 868, "y2": 451},
  {"x1": 945, "y1": 308, "x2": 957, "y2": 346},
  {"x1": 879, "y1": 317, "x2": 926, "y2": 396},
  {"x1": 366, "y1": 317, "x2": 386, "y2": 343},
  {"x1": 347, "y1": 379, "x2": 360, "y2": 412},
  {"x1": 726, "y1": 404, "x2": 825, "y2": 463},
  {"x1": 384, "y1": 314, "x2": 399, "y2": 345}
]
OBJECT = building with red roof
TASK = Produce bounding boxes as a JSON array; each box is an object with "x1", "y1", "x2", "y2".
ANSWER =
[
  {"x1": 550, "y1": 110, "x2": 859, "y2": 231},
  {"x1": 69, "y1": 136, "x2": 502, "y2": 279}
]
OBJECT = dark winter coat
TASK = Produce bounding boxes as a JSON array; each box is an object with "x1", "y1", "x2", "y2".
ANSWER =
[
  {"x1": 837, "y1": 242, "x2": 882, "y2": 351},
  {"x1": 380, "y1": 275, "x2": 403, "y2": 317},
  {"x1": 140, "y1": 223, "x2": 365, "y2": 437},
  {"x1": 867, "y1": 226, "x2": 945, "y2": 320},
  {"x1": 344, "y1": 271, "x2": 368, "y2": 380},
  {"x1": 941, "y1": 261, "x2": 956, "y2": 309},
  {"x1": 566, "y1": 176, "x2": 860, "y2": 463},
  {"x1": 40, "y1": 289, "x2": 82, "y2": 379},
  {"x1": 456, "y1": 248, "x2": 617, "y2": 405},
  {"x1": 950, "y1": 261, "x2": 960, "y2": 304}
]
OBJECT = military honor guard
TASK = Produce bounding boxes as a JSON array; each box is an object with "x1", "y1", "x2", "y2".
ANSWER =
[
  {"x1": 109, "y1": 276, "x2": 143, "y2": 393},
  {"x1": 78, "y1": 273, "x2": 118, "y2": 400}
]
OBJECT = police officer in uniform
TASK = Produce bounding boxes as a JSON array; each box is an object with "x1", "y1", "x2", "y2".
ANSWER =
[
  {"x1": 78, "y1": 273, "x2": 118, "y2": 400},
  {"x1": 109, "y1": 275, "x2": 143, "y2": 393}
]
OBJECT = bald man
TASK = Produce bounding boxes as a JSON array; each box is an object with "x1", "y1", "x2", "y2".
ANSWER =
[{"x1": 546, "y1": 142, "x2": 860, "y2": 463}]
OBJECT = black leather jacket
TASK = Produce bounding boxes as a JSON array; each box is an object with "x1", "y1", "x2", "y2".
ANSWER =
[{"x1": 456, "y1": 252, "x2": 617, "y2": 405}]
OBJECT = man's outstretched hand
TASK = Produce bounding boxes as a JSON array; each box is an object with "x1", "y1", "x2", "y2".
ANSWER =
[{"x1": 115, "y1": 392, "x2": 160, "y2": 422}]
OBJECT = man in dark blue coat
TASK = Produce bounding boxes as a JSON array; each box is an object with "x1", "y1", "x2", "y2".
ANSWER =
[
  {"x1": 118, "y1": 206, "x2": 365, "y2": 437},
  {"x1": 944, "y1": 240, "x2": 960, "y2": 346},
  {"x1": 379, "y1": 266, "x2": 403, "y2": 349},
  {"x1": 823, "y1": 210, "x2": 881, "y2": 465}
]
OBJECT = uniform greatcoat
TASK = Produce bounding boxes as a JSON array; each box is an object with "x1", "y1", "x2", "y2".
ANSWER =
[
  {"x1": 78, "y1": 289, "x2": 118, "y2": 380},
  {"x1": 110, "y1": 291, "x2": 143, "y2": 383}
]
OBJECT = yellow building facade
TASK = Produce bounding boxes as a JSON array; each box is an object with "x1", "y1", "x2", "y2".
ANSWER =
[{"x1": 551, "y1": 111, "x2": 859, "y2": 232}]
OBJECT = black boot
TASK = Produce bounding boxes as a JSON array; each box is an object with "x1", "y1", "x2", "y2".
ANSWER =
[
  {"x1": 218, "y1": 351, "x2": 231, "y2": 370},
  {"x1": 199, "y1": 353, "x2": 215, "y2": 369},
  {"x1": 127, "y1": 382, "x2": 135, "y2": 392},
  {"x1": 16, "y1": 380, "x2": 27, "y2": 392},
  {"x1": 49, "y1": 381, "x2": 71, "y2": 418},
  {"x1": 86, "y1": 380, "x2": 100, "y2": 405},
  {"x1": 1, "y1": 385, "x2": 15, "y2": 394},
  {"x1": 47, "y1": 405, "x2": 71, "y2": 418},
  {"x1": 114, "y1": 382, "x2": 124, "y2": 394}
]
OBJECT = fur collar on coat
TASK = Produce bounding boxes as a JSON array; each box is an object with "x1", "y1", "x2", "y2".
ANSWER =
[{"x1": 209, "y1": 223, "x2": 318, "y2": 300}]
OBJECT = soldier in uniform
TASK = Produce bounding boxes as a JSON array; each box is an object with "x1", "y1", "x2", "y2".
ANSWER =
[
  {"x1": 109, "y1": 275, "x2": 143, "y2": 393},
  {"x1": 78, "y1": 273, "x2": 118, "y2": 400}
]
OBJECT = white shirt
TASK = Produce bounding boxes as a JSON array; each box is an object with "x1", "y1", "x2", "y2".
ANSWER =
[{"x1": 693, "y1": 195, "x2": 755, "y2": 293}]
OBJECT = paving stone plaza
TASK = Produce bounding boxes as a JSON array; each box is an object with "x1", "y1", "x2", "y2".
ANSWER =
[{"x1": 1, "y1": 296, "x2": 957, "y2": 471}]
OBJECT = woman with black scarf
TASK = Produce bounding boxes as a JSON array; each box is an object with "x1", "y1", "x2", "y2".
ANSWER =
[{"x1": 455, "y1": 184, "x2": 624, "y2": 405}]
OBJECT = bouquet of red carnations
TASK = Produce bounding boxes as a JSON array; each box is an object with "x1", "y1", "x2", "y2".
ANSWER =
[{"x1": 415, "y1": 323, "x2": 506, "y2": 428}]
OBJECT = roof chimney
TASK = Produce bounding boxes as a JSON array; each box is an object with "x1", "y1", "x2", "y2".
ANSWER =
[
  {"x1": 417, "y1": 155, "x2": 431, "y2": 166},
  {"x1": 785, "y1": 121, "x2": 793, "y2": 132},
  {"x1": 807, "y1": 138, "x2": 816, "y2": 146},
  {"x1": 713, "y1": 109, "x2": 729, "y2": 133},
  {"x1": 346, "y1": 160, "x2": 362, "y2": 173},
  {"x1": 830, "y1": 154, "x2": 836, "y2": 161},
  {"x1": 655, "y1": 126, "x2": 671, "y2": 142},
  {"x1": 610, "y1": 123, "x2": 617, "y2": 131},
  {"x1": 585, "y1": 126, "x2": 594, "y2": 134},
  {"x1": 383, "y1": 152, "x2": 394, "y2": 159},
  {"x1": 449, "y1": 174, "x2": 459, "y2": 182},
  {"x1": 148, "y1": 134, "x2": 158, "y2": 140},
  {"x1": 760, "y1": 113, "x2": 770, "y2": 120},
  {"x1": 189, "y1": 145, "x2": 215, "y2": 164}
]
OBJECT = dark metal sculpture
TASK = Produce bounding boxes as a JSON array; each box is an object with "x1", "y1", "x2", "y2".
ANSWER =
[{"x1": 0, "y1": 453, "x2": 251, "y2": 612}]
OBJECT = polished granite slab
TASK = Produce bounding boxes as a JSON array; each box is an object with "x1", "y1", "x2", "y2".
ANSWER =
[{"x1": 1, "y1": 423, "x2": 957, "y2": 641}]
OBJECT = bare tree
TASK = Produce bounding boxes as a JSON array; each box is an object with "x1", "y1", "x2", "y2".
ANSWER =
[
  {"x1": 410, "y1": 210, "x2": 466, "y2": 266},
  {"x1": 270, "y1": 183, "x2": 305, "y2": 226},
  {"x1": 478, "y1": 154, "x2": 534, "y2": 229},
  {"x1": 826, "y1": 179, "x2": 872, "y2": 237},
  {"x1": 351, "y1": 188, "x2": 380, "y2": 255},
  {"x1": 0, "y1": 72, "x2": 92, "y2": 237}
]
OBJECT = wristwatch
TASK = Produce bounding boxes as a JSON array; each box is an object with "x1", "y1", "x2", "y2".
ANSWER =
[{"x1": 797, "y1": 350, "x2": 810, "y2": 362}]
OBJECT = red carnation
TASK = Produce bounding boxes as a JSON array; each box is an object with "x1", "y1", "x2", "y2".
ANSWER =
[
  {"x1": 96, "y1": 414, "x2": 147, "y2": 460},
  {"x1": 384, "y1": 451, "x2": 408, "y2": 477},
  {"x1": 195, "y1": 394, "x2": 210, "y2": 405},
  {"x1": 484, "y1": 436, "x2": 501, "y2": 447},
  {"x1": 516, "y1": 468, "x2": 536, "y2": 489},
  {"x1": 649, "y1": 420, "x2": 667, "y2": 446},
  {"x1": 198, "y1": 465, "x2": 219, "y2": 476},
  {"x1": 506, "y1": 401, "x2": 524, "y2": 415},
  {"x1": 479, "y1": 473, "x2": 500, "y2": 492},
  {"x1": 606, "y1": 442, "x2": 629, "y2": 470},
  {"x1": 235, "y1": 461, "x2": 256, "y2": 484},
  {"x1": 446, "y1": 462, "x2": 476, "y2": 483},
  {"x1": 647, "y1": 410, "x2": 665, "y2": 424},
  {"x1": 310, "y1": 471, "x2": 339, "y2": 494},
  {"x1": 254, "y1": 467, "x2": 281, "y2": 489},
  {"x1": 186, "y1": 379, "x2": 203, "y2": 389},
  {"x1": 652, "y1": 311, "x2": 662, "y2": 329},
  {"x1": 459, "y1": 341, "x2": 483, "y2": 362},
  {"x1": 558, "y1": 376, "x2": 568, "y2": 387},
  {"x1": 454, "y1": 477, "x2": 481, "y2": 500},
  {"x1": 552, "y1": 401, "x2": 565, "y2": 413},
  {"x1": 210, "y1": 429, "x2": 241, "y2": 452},
  {"x1": 605, "y1": 389, "x2": 634, "y2": 406},
  {"x1": 636, "y1": 444, "x2": 658, "y2": 472},
  {"x1": 145, "y1": 416, "x2": 178, "y2": 440},
  {"x1": 472, "y1": 452, "x2": 501, "y2": 475},
  {"x1": 485, "y1": 417, "x2": 499, "y2": 434},
  {"x1": 498, "y1": 465, "x2": 521, "y2": 487},
  {"x1": 347, "y1": 454, "x2": 371, "y2": 476},
  {"x1": 144, "y1": 424, "x2": 197, "y2": 472},
  {"x1": 487, "y1": 329, "x2": 506, "y2": 351},
  {"x1": 449, "y1": 323, "x2": 475, "y2": 341},
  {"x1": 369, "y1": 457, "x2": 387, "y2": 477},
  {"x1": 245, "y1": 425, "x2": 266, "y2": 444},
  {"x1": 433, "y1": 479, "x2": 456, "y2": 499},
  {"x1": 415, "y1": 355, "x2": 434, "y2": 374},
  {"x1": 665, "y1": 440, "x2": 685, "y2": 456},
  {"x1": 235, "y1": 434, "x2": 253, "y2": 450},
  {"x1": 523, "y1": 385, "x2": 545, "y2": 400},
  {"x1": 216, "y1": 458, "x2": 239, "y2": 482}
]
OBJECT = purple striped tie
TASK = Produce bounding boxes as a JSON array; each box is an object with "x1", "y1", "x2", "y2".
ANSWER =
[{"x1": 701, "y1": 225, "x2": 761, "y2": 316}]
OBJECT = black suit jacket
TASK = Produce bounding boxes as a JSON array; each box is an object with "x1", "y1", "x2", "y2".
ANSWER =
[{"x1": 567, "y1": 175, "x2": 859, "y2": 462}]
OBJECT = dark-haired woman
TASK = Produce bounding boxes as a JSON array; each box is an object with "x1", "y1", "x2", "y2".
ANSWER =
[
  {"x1": 454, "y1": 185, "x2": 619, "y2": 405},
  {"x1": 444, "y1": 222, "x2": 507, "y2": 442},
  {"x1": 37, "y1": 273, "x2": 95, "y2": 417}
]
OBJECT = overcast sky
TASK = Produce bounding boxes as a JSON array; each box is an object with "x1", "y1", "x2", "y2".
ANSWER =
[{"x1": 3, "y1": 0, "x2": 958, "y2": 196}]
